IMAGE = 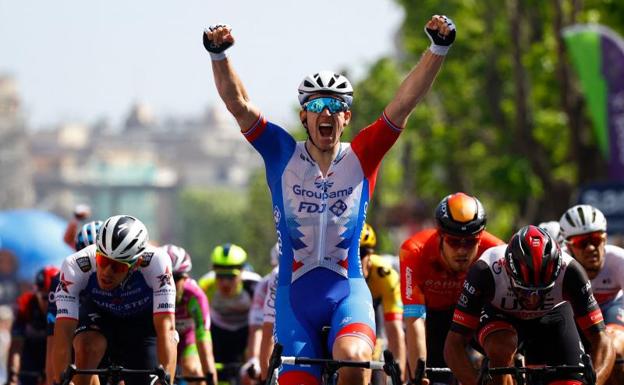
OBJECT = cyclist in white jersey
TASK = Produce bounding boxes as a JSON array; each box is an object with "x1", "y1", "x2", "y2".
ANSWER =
[
  {"x1": 560, "y1": 205, "x2": 624, "y2": 385},
  {"x1": 203, "y1": 14, "x2": 455, "y2": 385},
  {"x1": 241, "y1": 243, "x2": 280, "y2": 384},
  {"x1": 51, "y1": 215, "x2": 177, "y2": 385}
]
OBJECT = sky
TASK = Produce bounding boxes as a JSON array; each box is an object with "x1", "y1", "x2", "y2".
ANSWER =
[{"x1": 0, "y1": 0, "x2": 404, "y2": 128}]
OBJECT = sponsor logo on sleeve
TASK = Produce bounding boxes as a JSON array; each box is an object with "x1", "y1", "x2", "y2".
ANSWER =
[
  {"x1": 157, "y1": 266, "x2": 172, "y2": 288},
  {"x1": 157, "y1": 302, "x2": 175, "y2": 310},
  {"x1": 59, "y1": 273, "x2": 74, "y2": 293},
  {"x1": 140, "y1": 252, "x2": 154, "y2": 267},
  {"x1": 76, "y1": 256, "x2": 92, "y2": 272},
  {"x1": 463, "y1": 281, "x2": 476, "y2": 295},
  {"x1": 405, "y1": 267, "x2": 413, "y2": 300}
]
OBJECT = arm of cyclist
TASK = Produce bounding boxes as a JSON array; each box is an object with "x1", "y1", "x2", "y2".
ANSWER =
[
  {"x1": 259, "y1": 322, "x2": 275, "y2": 381},
  {"x1": 443, "y1": 261, "x2": 492, "y2": 385},
  {"x1": 204, "y1": 25, "x2": 261, "y2": 132},
  {"x1": 240, "y1": 324, "x2": 262, "y2": 383},
  {"x1": 154, "y1": 313, "x2": 178, "y2": 382},
  {"x1": 405, "y1": 316, "x2": 427, "y2": 381},
  {"x1": 444, "y1": 331, "x2": 478, "y2": 385},
  {"x1": 565, "y1": 259, "x2": 616, "y2": 385},
  {"x1": 384, "y1": 319, "x2": 406, "y2": 382},
  {"x1": 52, "y1": 318, "x2": 78, "y2": 383},
  {"x1": 384, "y1": 15, "x2": 455, "y2": 127},
  {"x1": 196, "y1": 335, "x2": 218, "y2": 385},
  {"x1": 6, "y1": 336, "x2": 23, "y2": 385},
  {"x1": 585, "y1": 329, "x2": 616, "y2": 385}
]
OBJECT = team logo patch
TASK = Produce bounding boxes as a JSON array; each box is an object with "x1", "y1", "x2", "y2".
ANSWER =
[
  {"x1": 157, "y1": 266, "x2": 172, "y2": 288},
  {"x1": 314, "y1": 174, "x2": 334, "y2": 191},
  {"x1": 140, "y1": 252, "x2": 154, "y2": 267},
  {"x1": 329, "y1": 200, "x2": 347, "y2": 216},
  {"x1": 76, "y1": 256, "x2": 92, "y2": 272},
  {"x1": 59, "y1": 273, "x2": 74, "y2": 293},
  {"x1": 273, "y1": 206, "x2": 281, "y2": 224}
]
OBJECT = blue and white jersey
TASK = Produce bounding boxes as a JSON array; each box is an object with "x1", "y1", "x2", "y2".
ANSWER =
[
  {"x1": 244, "y1": 114, "x2": 402, "y2": 283},
  {"x1": 54, "y1": 244, "x2": 175, "y2": 319}
]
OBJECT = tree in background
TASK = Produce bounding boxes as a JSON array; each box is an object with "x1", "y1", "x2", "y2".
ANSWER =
[
  {"x1": 348, "y1": 0, "x2": 624, "y2": 244},
  {"x1": 178, "y1": 170, "x2": 275, "y2": 276}
]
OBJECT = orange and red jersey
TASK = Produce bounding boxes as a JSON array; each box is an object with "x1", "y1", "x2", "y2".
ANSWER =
[{"x1": 399, "y1": 229, "x2": 503, "y2": 318}]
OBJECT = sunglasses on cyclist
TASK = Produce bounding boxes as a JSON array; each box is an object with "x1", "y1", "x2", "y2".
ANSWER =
[
  {"x1": 442, "y1": 234, "x2": 481, "y2": 249},
  {"x1": 303, "y1": 97, "x2": 349, "y2": 114},
  {"x1": 96, "y1": 251, "x2": 135, "y2": 274},
  {"x1": 565, "y1": 232, "x2": 606, "y2": 249}
]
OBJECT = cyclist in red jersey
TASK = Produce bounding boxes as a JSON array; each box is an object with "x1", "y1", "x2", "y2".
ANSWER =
[{"x1": 399, "y1": 192, "x2": 503, "y2": 384}]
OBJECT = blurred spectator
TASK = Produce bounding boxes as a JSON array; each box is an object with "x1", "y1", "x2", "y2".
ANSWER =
[
  {"x1": 0, "y1": 305, "x2": 14, "y2": 384},
  {"x1": 0, "y1": 250, "x2": 19, "y2": 306},
  {"x1": 62, "y1": 204, "x2": 91, "y2": 250}
]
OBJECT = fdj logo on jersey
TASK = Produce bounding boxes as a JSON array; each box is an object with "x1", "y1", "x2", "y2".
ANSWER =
[
  {"x1": 298, "y1": 199, "x2": 348, "y2": 215},
  {"x1": 298, "y1": 202, "x2": 327, "y2": 213}
]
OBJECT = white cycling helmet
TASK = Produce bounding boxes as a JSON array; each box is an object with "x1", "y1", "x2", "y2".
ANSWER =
[
  {"x1": 97, "y1": 215, "x2": 149, "y2": 264},
  {"x1": 297, "y1": 70, "x2": 353, "y2": 107},
  {"x1": 162, "y1": 244, "x2": 192, "y2": 275},
  {"x1": 269, "y1": 242, "x2": 280, "y2": 267},
  {"x1": 559, "y1": 205, "x2": 607, "y2": 239},
  {"x1": 537, "y1": 221, "x2": 561, "y2": 243}
]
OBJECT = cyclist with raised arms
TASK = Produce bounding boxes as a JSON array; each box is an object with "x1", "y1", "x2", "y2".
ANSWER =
[
  {"x1": 358, "y1": 223, "x2": 406, "y2": 380},
  {"x1": 444, "y1": 225, "x2": 615, "y2": 385},
  {"x1": 163, "y1": 244, "x2": 218, "y2": 385},
  {"x1": 51, "y1": 215, "x2": 177, "y2": 385},
  {"x1": 203, "y1": 13, "x2": 455, "y2": 385},
  {"x1": 559, "y1": 205, "x2": 624, "y2": 385},
  {"x1": 400, "y1": 192, "x2": 503, "y2": 384}
]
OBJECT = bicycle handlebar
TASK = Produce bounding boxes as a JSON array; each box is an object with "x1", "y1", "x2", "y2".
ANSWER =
[
  {"x1": 478, "y1": 354, "x2": 596, "y2": 385},
  {"x1": 265, "y1": 343, "x2": 402, "y2": 385},
  {"x1": 280, "y1": 356, "x2": 386, "y2": 370},
  {"x1": 60, "y1": 364, "x2": 171, "y2": 385}
]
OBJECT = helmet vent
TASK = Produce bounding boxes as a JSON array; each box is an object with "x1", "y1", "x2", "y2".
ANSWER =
[
  {"x1": 121, "y1": 237, "x2": 138, "y2": 255},
  {"x1": 328, "y1": 77, "x2": 336, "y2": 87},
  {"x1": 563, "y1": 212, "x2": 575, "y2": 227},
  {"x1": 223, "y1": 243, "x2": 232, "y2": 256},
  {"x1": 100, "y1": 226, "x2": 108, "y2": 249},
  {"x1": 577, "y1": 206, "x2": 586, "y2": 226},
  {"x1": 304, "y1": 80, "x2": 314, "y2": 88}
]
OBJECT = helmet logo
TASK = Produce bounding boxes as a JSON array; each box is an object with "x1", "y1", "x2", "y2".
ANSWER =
[{"x1": 116, "y1": 222, "x2": 129, "y2": 236}]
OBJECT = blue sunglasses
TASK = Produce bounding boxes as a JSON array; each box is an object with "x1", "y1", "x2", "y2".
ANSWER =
[{"x1": 303, "y1": 97, "x2": 349, "y2": 114}]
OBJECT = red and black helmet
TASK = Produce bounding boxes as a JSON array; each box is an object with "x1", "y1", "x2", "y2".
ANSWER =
[
  {"x1": 35, "y1": 266, "x2": 60, "y2": 293},
  {"x1": 435, "y1": 192, "x2": 486, "y2": 236},
  {"x1": 505, "y1": 225, "x2": 562, "y2": 290}
]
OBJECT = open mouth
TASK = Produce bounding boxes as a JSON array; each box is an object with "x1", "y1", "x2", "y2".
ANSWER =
[{"x1": 319, "y1": 123, "x2": 333, "y2": 137}]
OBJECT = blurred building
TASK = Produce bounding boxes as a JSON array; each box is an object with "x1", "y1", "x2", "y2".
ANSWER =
[
  {"x1": 0, "y1": 75, "x2": 35, "y2": 209},
  {"x1": 29, "y1": 101, "x2": 259, "y2": 241}
]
